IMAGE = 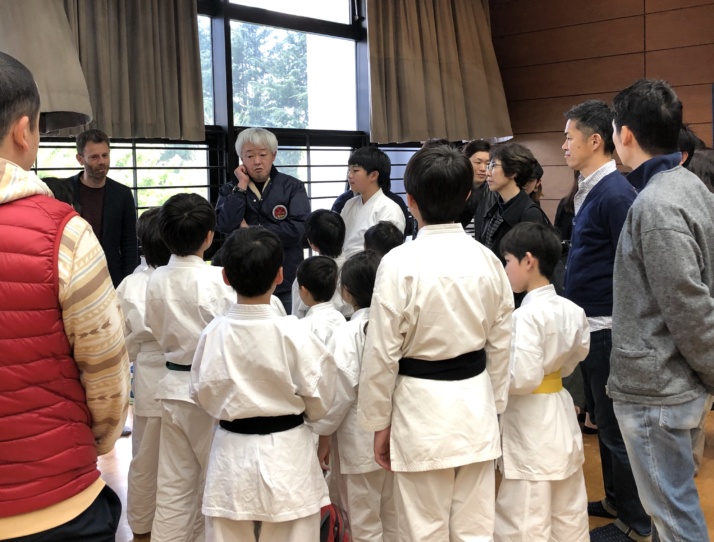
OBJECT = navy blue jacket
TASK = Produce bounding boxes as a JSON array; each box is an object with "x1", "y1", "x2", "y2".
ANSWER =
[
  {"x1": 215, "y1": 166, "x2": 310, "y2": 299},
  {"x1": 563, "y1": 170, "x2": 636, "y2": 317},
  {"x1": 68, "y1": 173, "x2": 138, "y2": 288}
]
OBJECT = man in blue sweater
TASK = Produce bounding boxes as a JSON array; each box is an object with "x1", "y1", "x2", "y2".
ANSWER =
[
  {"x1": 610, "y1": 79, "x2": 714, "y2": 542},
  {"x1": 561, "y1": 100, "x2": 650, "y2": 542}
]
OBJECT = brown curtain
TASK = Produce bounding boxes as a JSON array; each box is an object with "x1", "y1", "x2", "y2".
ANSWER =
[
  {"x1": 0, "y1": 0, "x2": 93, "y2": 132},
  {"x1": 60, "y1": 0, "x2": 204, "y2": 140},
  {"x1": 367, "y1": 0, "x2": 512, "y2": 144}
]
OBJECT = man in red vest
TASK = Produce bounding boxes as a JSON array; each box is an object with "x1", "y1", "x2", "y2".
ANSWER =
[{"x1": 0, "y1": 52, "x2": 130, "y2": 541}]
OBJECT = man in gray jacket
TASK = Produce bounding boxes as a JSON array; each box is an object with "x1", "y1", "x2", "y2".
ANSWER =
[{"x1": 610, "y1": 78, "x2": 714, "y2": 542}]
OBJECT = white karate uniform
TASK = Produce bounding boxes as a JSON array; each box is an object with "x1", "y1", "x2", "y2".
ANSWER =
[
  {"x1": 495, "y1": 285, "x2": 590, "y2": 542},
  {"x1": 341, "y1": 189, "x2": 406, "y2": 258},
  {"x1": 358, "y1": 223, "x2": 514, "y2": 541},
  {"x1": 189, "y1": 304, "x2": 335, "y2": 540},
  {"x1": 302, "y1": 302, "x2": 347, "y2": 345},
  {"x1": 291, "y1": 254, "x2": 352, "y2": 319},
  {"x1": 117, "y1": 267, "x2": 165, "y2": 534},
  {"x1": 311, "y1": 308, "x2": 397, "y2": 542},
  {"x1": 145, "y1": 255, "x2": 235, "y2": 542}
]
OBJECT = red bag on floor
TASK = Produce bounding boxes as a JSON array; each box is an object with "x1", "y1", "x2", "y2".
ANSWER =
[{"x1": 320, "y1": 503, "x2": 350, "y2": 542}]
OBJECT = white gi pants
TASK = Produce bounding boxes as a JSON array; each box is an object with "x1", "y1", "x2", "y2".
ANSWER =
[
  {"x1": 494, "y1": 468, "x2": 588, "y2": 542},
  {"x1": 393, "y1": 461, "x2": 495, "y2": 542},
  {"x1": 343, "y1": 469, "x2": 397, "y2": 542},
  {"x1": 206, "y1": 512, "x2": 320, "y2": 542},
  {"x1": 127, "y1": 415, "x2": 161, "y2": 534},
  {"x1": 151, "y1": 399, "x2": 216, "y2": 542}
]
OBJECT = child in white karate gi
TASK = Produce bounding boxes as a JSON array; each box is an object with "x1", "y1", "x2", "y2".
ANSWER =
[
  {"x1": 145, "y1": 193, "x2": 235, "y2": 542},
  {"x1": 341, "y1": 147, "x2": 406, "y2": 258},
  {"x1": 495, "y1": 222, "x2": 591, "y2": 542},
  {"x1": 297, "y1": 255, "x2": 346, "y2": 345},
  {"x1": 358, "y1": 146, "x2": 514, "y2": 541},
  {"x1": 291, "y1": 209, "x2": 351, "y2": 318},
  {"x1": 312, "y1": 250, "x2": 397, "y2": 542},
  {"x1": 363, "y1": 220, "x2": 404, "y2": 258},
  {"x1": 116, "y1": 208, "x2": 170, "y2": 540},
  {"x1": 190, "y1": 226, "x2": 335, "y2": 542}
]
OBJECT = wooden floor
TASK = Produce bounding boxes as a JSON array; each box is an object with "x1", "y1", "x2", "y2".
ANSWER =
[{"x1": 101, "y1": 410, "x2": 714, "y2": 542}]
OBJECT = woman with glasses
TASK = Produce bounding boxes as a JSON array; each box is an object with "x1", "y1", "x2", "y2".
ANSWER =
[{"x1": 480, "y1": 143, "x2": 551, "y2": 266}]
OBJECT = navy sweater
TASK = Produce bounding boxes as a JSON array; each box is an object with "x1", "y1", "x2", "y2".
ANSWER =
[{"x1": 563, "y1": 170, "x2": 637, "y2": 317}]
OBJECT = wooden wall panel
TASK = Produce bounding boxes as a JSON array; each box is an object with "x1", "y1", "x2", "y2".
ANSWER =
[
  {"x1": 646, "y1": 0, "x2": 714, "y2": 14},
  {"x1": 493, "y1": 17, "x2": 643, "y2": 69},
  {"x1": 691, "y1": 123, "x2": 714, "y2": 147},
  {"x1": 540, "y1": 166, "x2": 576, "y2": 200},
  {"x1": 511, "y1": 133, "x2": 568, "y2": 166},
  {"x1": 490, "y1": 0, "x2": 642, "y2": 37},
  {"x1": 490, "y1": 0, "x2": 714, "y2": 223},
  {"x1": 508, "y1": 93, "x2": 617, "y2": 134},
  {"x1": 646, "y1": 45, "x2": 714, "y2": 85},
  {"x1": 646, "y1": 5, "x2": 714, "y2": 50},
  {"x1": 676, "y1": 85, "x2": 713, "y2": 124},
  {"x1": 501, "y1": 54, "x2": 644, "y2": 101},
  {"x1": 540, "y1": 199, "x2": 559, "y2": 222}
]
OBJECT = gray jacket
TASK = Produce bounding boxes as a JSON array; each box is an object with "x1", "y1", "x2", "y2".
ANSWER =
[{"x1": 609, "y1": 156, "x2": 714, "y2": 405}]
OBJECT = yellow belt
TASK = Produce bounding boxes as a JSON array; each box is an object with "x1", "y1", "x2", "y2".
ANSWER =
[{"x1": 532, "y1": 371, "x2": 563, "y2": 394}]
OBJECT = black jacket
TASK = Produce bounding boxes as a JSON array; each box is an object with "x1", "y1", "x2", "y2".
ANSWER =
[
  {"x1": 480, "y1": 190, "x2": 550, "y2": 265},
  {"x1": 68, "y1": 173, "x2": 138, "y2": 287},
  {"x1": 215, "y1": 166, "x2": 310, "y2": 298}
]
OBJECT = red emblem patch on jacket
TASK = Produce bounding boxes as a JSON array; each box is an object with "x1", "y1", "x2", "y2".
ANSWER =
[{"x1": 272, "y1": 205, "x2": 288, "y2": 220}]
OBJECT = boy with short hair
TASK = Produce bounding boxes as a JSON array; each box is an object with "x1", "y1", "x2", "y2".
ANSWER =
[
  {"x1": 292, "y1": 209, "x2": 350, "y2": 318},
  {"x1": 495, "y1": 222, "x2": 590, "y2": 542},
  {"x1": 610, "y1": 78, "x2": 714, "y2": 542},
  {"x1": 341, "y1": 147, "x2": 406, "y2": 258},
  {"x1": 116, "y1": 208, "x2": 171, "y2": 541},
  {"x1": 297, "y1": 255, "x2": 346, "y2": 345},
  {"x1": 363, "y1": 220, "x2": 404, "y2": 258},
  {"x1": 358, "y1": 146, "x2": 514, "y2": 541},
  {"x1": 145, "y1": 193, "x2": 235, "y2": 542},
  {"x1": 190, "y1": 227, "x2": 335, "y2": 541}
]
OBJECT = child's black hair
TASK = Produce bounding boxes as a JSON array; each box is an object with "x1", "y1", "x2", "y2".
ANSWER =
[
  {"x1": 348, "y1": 146, "x2": 392, "y2": 189},
  {"x1": 296, "y1": 255, "x2": 338, "y2": 303},
  {"x1": 221, "y1": 227, "x2": 283, "y2": 297},
  {"x1": 137, "y1": 208, "x2": 171, "y2": 268},
  {"x1": 42, "y1": 177, "x2": 80, "y2": 213},
  {"x1": 500, "y1": 222, "x2": 562, "y2": 280},
  {"x1": 404, "y1": 146, "x2": 472, "y2": 224},
  {"x1": 364, "y1": 221, "x2": 404, "y2": 258},
  {"x1": 159, "y1": 193, "x2": 216, "y2": 257},
  {"x1": 305, "y1": 209, "x2": 345, "y2": 258},
  {"x1": 340, "y1": 250, "x2": 381, "y2": 310}
]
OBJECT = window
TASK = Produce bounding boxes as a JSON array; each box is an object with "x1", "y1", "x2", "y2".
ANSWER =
[
  {"x1": 198, "y1": 15, "x2": 214, "y2": 125},
  {"x1": 35, "y1": 137, "x2": 223, "y2": 213},
  {"x1": 274, "y1": 146, "x2": 353, "y2": 211},
  {"x1": 230, "y1": 21, "x2": 356, "y2": 131},
  {"x1": 228, "y1": 0, "x2": 351, "y2": 24}
]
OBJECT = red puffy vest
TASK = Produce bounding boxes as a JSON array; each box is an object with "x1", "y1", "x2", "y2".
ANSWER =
[{"x1": 0, "y1": 194, "x2": 100, "y2": 518}]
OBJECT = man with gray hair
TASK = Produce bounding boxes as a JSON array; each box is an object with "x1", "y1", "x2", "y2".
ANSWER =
[{"x1": 216, "y1": 128, "x2": 311, "y2": 313}]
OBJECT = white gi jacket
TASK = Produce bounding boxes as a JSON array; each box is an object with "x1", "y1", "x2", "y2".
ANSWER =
[
  {"x1": 145, "y1": 255, "x2": 234, "y2": 404},
  {"x1": 189, "y1": 304, "x2": 335, "y2": 521},
  {"x1": 291, "y1": 254, "x2": 352, "y2": 319},
  {"x1": 500, "y1": 285, "x2": 590, "y2": 480},
  {"x1": 311, "y1": 308, "x2": 381, "y2": 474},
  {"x1": 302, "y1": 302, "x2": 348, "y2": 345},
  {"x1": 341, "y1": 189, "x2": 406, "y2": 258},
  {"x1": 116, "y1": 267, "x2": 163, "y2": 417},
  {"x1": 358, "y1": 223, "x2": 514, "y2": 472}
]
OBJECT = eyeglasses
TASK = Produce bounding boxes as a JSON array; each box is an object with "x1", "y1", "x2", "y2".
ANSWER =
[{"x1": 486, "y1": 162, "x2": 501, "y2": 171}]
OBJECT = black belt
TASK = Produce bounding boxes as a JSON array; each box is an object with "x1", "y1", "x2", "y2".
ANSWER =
[
  {"x1": 166, "y1": 361, "x2": 191, "y2": 372},
  {"x1": 219, "y1": 414, "x2": 304, "y2": 435},
  {"x1": 398, "y1": 350, "x2": 486, "y2": 381}
]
